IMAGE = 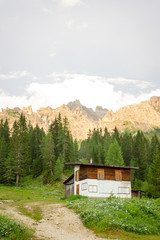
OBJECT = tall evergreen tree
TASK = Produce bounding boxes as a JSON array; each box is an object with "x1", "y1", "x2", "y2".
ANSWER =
[
  {"x1": 120, "y1": 132, "x2": 133, "y2": 166},
  {"x1": 3, "y1": 152, "x2": 16, "y2": 184},
  {"x1": 0, "y1": 136, "x2": 8, "y2": 183},
  {"x1": 105, "y1": 139, "x2": 124, "y2": 166},
  {"x1": 112, "y1": 127, "x2": 120, "y2": 144},
  {"x1": 151, "y1": 146, "x2": 160, "y2": 196},
  {"x1": 133, "y1": 131, "x2": 150, "y2": 181},
  {"x1": 73, "y1": 139, "x2": 79, "y2": 162},
  {"x1": 29, "y1": 124, "x2": 45, "y2": 177},
  {"x1": 54, "y1": 154, "x2": 63, "y2": 180},
  {"x1": 10, "y1": 114, "x2": 31, "y2": 186},
  {"x1": 41, "y1": 133, "x2": 56, "y2": 176}
]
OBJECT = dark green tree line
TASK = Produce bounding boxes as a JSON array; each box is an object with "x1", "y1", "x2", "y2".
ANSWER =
[
  {"x1": 0, "y1": 113, "x2": 79, "y2": 185},
  {"x1": 79, "y1": 127, "x2": 160, "y2": 197}
]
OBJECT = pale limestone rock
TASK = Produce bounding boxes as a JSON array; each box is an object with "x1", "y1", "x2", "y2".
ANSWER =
[{"x1": 0, "y1": 96, "x2": 160, "y2": 140}]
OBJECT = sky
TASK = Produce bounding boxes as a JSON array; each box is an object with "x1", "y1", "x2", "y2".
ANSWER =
[{"x1": 0, "y1": 0, "x2": 160, "y2": 112}]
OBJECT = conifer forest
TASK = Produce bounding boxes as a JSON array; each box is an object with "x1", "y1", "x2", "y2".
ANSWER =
[{"x1": 0, "y1": 113, "x2": 160, "y2": 198}]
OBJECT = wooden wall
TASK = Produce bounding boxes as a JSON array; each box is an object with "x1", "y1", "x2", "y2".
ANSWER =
[
  {"x1": 65, "y1": 184, "x2": 74, "y2": 198},
  {"x1": 105, "y1": 168, "x2": 115, "y2": 180},
  {"x1": 79, "y1": 166, "x2": 88, "y2": 180},
  {"x1": 79, "y1": 166, "x2": 130, "y2": 181}
]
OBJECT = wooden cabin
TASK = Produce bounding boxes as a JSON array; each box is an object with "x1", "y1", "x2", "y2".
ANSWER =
[{"x1": 63, "y1": 163, "x2": 138, "y2": 198}]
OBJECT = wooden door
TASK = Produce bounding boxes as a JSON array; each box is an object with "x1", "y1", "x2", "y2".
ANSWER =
[{"x1": 76, "y1": 184, "x2": 79, "y2": 195}]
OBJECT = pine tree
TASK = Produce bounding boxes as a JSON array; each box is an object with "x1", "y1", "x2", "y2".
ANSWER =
[
  {"x1": 0, "y1": 119, "x2": 10, "y2": 142},
  {"x1": 54, "y1": 154, "x2": 63, "y2": 180},
  {"x1": 49, "y1": 117, "x2": 59, "y2": 159},
  {"x1": 0, "y1": 136, "x2": 8, "y2": 183},
  {"x1": 73, "y1": 139, "x2": 79, "y2": 162},
  {"x1": 151, "y1": 146, "x2": 160, "y2": 196},
  {"x1": 41, "y1": 133, "x2": 56, "y2": 176},
  {"x1": 3, "y1": 152, "x2": 16, "y2": 184},
  {"x1": 120, "y1": 132, "x2": 133, "y2": 166},
  {"x1": 10, "y1": 114, "x2": 31, "y2": 186},
  {"x1": 103, "y1": 131, "x2": 112, "y2": 162},
  {"x1": 105, "y1": 139, "x2": 124, "y2": 166},
  {"x1": 133, "y1": 131, "x2": 150, "y2": 181},
  {"x1": 150, "y1": 134, "x2": 160, "y2": 164},
  {"x1": 112, "y1": 127, "x2": 120, "y2": 144},
  {"x1": 29, "y1": 124, "x2": 45, "y2": 177}
]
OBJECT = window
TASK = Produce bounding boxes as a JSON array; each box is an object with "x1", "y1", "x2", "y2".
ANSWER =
[
  {"x1": 81, "y1": 182, "x2": 87, "y2": 191},
  {"x1": 115, "y1": 170, "x2": 122, "y2": 181},
  {"x1": 97, "y1": 169, "x2": 104, "y2": 180},
  {"x1": 88, "y1": 185, "x2": 97, "y2": 193},
  {"x1": 75, "y1": 170, "x2": 79, "y2": 181},
  {"x1": 118, "y1": 187, "x2": 130, "y2": 194}
]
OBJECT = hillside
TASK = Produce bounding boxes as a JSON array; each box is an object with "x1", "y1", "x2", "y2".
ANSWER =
[{"x1": 0, "y1": 96, "x2": 160, "y2": 139}]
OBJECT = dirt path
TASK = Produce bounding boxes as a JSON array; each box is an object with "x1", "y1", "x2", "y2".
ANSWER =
[{"x1": 0, "y1": 201, "x2": 107, "y2": 240}]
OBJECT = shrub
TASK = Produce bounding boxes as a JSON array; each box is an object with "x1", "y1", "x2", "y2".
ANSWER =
[
  {"x1": 0, "y1": 214, "x2": 34, "y2": 240},
  {"x1": 66, "y1": 197, "x2": 160, "y2": 235}
]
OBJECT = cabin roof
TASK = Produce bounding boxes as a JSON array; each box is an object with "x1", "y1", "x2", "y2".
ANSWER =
[
  {"x1": 65, "y1": 162, "x2": 139, "y2": 170},
  {"x1": 63, "y1": 173, "x2": 74, "y2": 184}
]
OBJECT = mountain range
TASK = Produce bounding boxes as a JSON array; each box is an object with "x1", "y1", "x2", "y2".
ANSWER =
[{"x1": 0, "y1": 96, "x2": 160, "y2": 140}]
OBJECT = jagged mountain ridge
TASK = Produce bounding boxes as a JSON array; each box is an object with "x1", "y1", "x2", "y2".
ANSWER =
[
  {"x1": 98, "y1": 96, "x2": 160, "y2": 132},
  {"x1": 0, "y1": 96, "x2": 160, "y2": 140},
  {"x1": 67, "y1": 100, "x2": 108, "y2": 121}
]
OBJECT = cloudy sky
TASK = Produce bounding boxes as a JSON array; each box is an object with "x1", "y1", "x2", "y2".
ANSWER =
[{"x1": 0, "y1": 0, "x2": 160, "y2": 112}]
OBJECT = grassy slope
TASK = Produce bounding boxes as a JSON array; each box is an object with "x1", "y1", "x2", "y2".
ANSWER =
[
  {"x1": 66, "y1": 196, "x2": 160, "y2": 240},
  {"x1": 0, "y1": 176, "x2": 65, "y2": 202},
  {"x1": 0, "y1": 214, "x2": 34, "y2": 240},
  {"x1": 0, "y1": 175, "x2": 160, "y2": 240},
  {"x1": 0, "y1": 176, "x2": 65, "y2": 239}
]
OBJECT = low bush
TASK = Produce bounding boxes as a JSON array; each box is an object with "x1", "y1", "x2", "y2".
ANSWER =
[
  {"x1": 0, "y1": 214, "x2": 34, "y2": 240},
  {"x1": 67, "y1": 194, "x2": 88, "y2": 201},
  {"x1": 66, "y1": 197, "x2": 160, "y2": 235}
]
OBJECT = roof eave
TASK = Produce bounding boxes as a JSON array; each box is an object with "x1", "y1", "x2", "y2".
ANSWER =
[{"x1": 65, "y1": 162, "x2": 139, "y2": 170}]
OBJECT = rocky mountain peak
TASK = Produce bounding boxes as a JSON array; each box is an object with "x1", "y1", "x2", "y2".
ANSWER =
[
  {"x1": 99, "y1": 96, "x2": 160, "y2": 132},
  {"x1": 22, "y1": 105, "x2": 33, "y2": 115},
  {"x1": 0, "y1": 96, "x2": 160, "y2": 140},
  {"x1": 149, "y1": 96, "x2": 160, "y2": 113},
  {"x1": 95, "y1": 106, "x2": 109, "y2": 120},
  {"x1": 67, "y1": 100, "x2": 108, "y2": 121}
]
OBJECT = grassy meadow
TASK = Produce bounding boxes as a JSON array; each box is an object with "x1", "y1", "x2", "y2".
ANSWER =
[
  {"x1": 66, "y1": 195, "x2": 160, "y2": 240},
  {"x1": 0, "y1": 177, "x2": 160, "y2": 240},
  {"x1": 0, "y1": 214, "x2": 34, "y2": 240},
  {"x1": 0, "y1": 176, "x2": 65, "y2": 239}
]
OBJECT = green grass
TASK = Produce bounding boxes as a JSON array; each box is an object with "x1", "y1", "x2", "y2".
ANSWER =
[
  {"x1": 0, "y1": 214, "x2": 34, "y2": 240},
  {"x1": 0, "y1": 176, "x2": 66, "y2": 221},
  {"x1": 66, "y1": 197, "x2": 160, "y2": 239},
  {"x1": 17, "y1": 202, "x2": 43, "y2": 221},
  {"x1": 1, "y1": 175, "x2": 160, "y2": 240},
  {"x1": 0, "y1": 176, "x2": 65, "y2": 203}
]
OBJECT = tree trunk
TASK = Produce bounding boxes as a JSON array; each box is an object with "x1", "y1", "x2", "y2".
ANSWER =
[{"x1": 16, "y1": 174, "x2": 19, "y2": 187}]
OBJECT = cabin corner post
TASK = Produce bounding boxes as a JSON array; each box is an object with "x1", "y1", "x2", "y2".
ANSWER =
[{"x1": 74, "y1": 165, "x2": 80, "y2": 195}]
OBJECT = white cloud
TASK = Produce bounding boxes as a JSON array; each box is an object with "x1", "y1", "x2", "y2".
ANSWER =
[
  {"x1": 0, "y1": 70, "x2": 30, "y2": 80},
  {"x1": 61, "y1": 0, "x2": 82, "y2": 7},
  {"x1": 42, "y1": 8, "x2": 54, "y2": 14},
  {"x1": 65, "y1": 20, "x2": 74, "y2": 29},
  {"x1": 0, "y1": 89, "x2": 29, "y2": 110},
  {"x1": 0, "y1": 73, "x2": 159, "y2": 112},
  {"x1": 106, "y1": 78, "x2": 151, "y2": 89},
  {"x1": 78, "y1": 23, "x2": 88, "y2": 29}
]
